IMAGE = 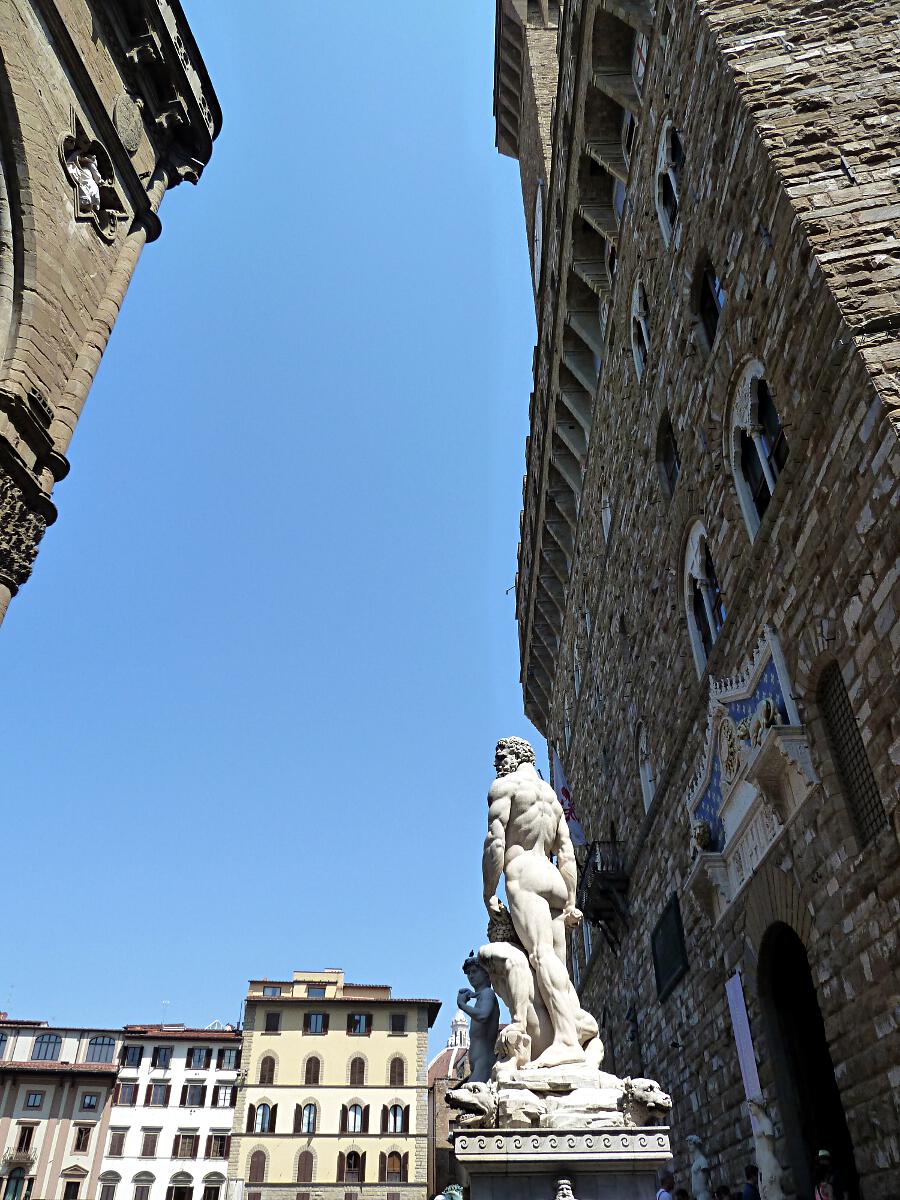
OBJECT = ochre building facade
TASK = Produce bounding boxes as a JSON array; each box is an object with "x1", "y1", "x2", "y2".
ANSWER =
[
  {"x1": 229, "y1": 971, "x2": 439, "y2": 1200},
  {"x1": 0, "y1": 0, "x2": 219, "y2": 622},
  {"x1": 492, "y1": 1, "x2": 899, "y2": 1198}
]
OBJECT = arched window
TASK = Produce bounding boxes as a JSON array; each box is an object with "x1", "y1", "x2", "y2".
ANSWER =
[
  {"x1": 631, "y1": 281, "x2": 650, "y2": 379},
  {"x1": 348, "y1": 1056, "x2": 365, "y2": 1086},
  {"x1": 656, "y1": 122, "x2": 684, "y2": 244},
  {"x1": 631, "y1": 31, "x2": 649, "y2": 91},
  {"x1": 386, "y1": 1153, "x2": 403, "y2": 1184},
  {"x1": 695, "y1": 261, "x2": 725, "y2": 350},
  {"x1": 254, "y1": 1103, "x2": 271, "y2": 1134},
  {"x1": 388, "y1": 1057, "x2": 405, "y2": 1087},
  {"x1": 684, "y1": 522, "x2": 726, "y2": 675},
  {"x1": 301, "y1": 1103, "x2": 317, "y2": 1134},
  {"x1": 248, "y1": 1151, "x2": 266, "y2": 1184},
  {"x1": 818, "y1": 663, "x2": 886, "y2": 846},
  {"x1": 87, "y1": 1036, "x2": 116, "y2": 1064},
  {"x1": 600, "y1": 489, "x2": 613, "y2": 542},
  {"x1": 729, "y1": 366, "x2": 789, "y2": 536},
  {"x1": 345, "y1": 1152, "x2": 362, "y2": 1184},
  {"x1": 258, "y1": 1056, "x2": 275, "y2": 1086},
  {"x1": 636, "y1": 723, "x2": 656, "y2": 812},
  {"x1": 32, "y1": 1033, "x2": 62, "y2": 1061},
  {"x1": 612, "y1": 179, "x2": 626, "y2": 224},
  {"x1": 387, "y1": 1105, "x2": 404, "y2": 1134},
  {"x1": 563, "y1": 700, "x2": 572, "y2": 752},
  {"x1": 656, "y1": 409, "x2": 681, "y2": 498},
  {"x1": 297, "y1": 1151, "x2": 314, "y2": 1184},
  {"x1": 573, "y1": 644, "x2": 582, "y2": 697},
  {"x1": 533, "y1": 181, "x2": 544, "y2": 290},
  {"x1": 621, "y1": 111, "x2": 636, "y2": 167},
  {"x1": 605, "y1": 239, "x2": 617, "y2": 287},
  {"x1": 304, "y1": 1056, "x2": 320, "y2": 1086},
  {"x1": 347, "y1": 1104, "x2": 363, "y2": 1134}
]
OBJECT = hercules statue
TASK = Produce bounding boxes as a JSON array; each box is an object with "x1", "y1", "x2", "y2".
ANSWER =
[{"x1": 482, "y1": 736, "x2": 600, "y2": 1070}]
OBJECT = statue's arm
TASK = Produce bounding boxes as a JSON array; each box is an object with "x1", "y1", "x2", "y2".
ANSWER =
[
  {"x1": 553, "y1": 803, "x2": 581, "y2": 920},
  {"x1": 482, "y1": 785, "x2": 510, "y2": 912}
]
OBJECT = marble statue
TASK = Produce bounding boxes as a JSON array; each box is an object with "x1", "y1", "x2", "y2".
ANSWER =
[
  {"x1": 554, "y1": 1181, "x2": 577, "y2": 1200},
  {"x1": 737, "y1": 697, "x2": 779, "y2": 747},
  {"x1": 746, "y1": 1097, "x2": 785, "y2": 1200},
  {"x1": 66, "y1": 149, "x2": 103, "y2": 213},
  {"x1": 457, "y1": 952, "x2": 499, "y2": 1083},
  {"x1": 686, "y1": 1134, "x2": 712, "y2": 1200},
  {"x1": 482, "y1": 736, "x2": 596, "y2": 1068},
  {"x1": 444, "y1": 737, "x2": 674, "y2": 1133}
]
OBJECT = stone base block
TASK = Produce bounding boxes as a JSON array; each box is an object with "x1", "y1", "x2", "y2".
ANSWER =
[{"x1": 454, "y1": 1127, "x2": 671, "y2": 1200}]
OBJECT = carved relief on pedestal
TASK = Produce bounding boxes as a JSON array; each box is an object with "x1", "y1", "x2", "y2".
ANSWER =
[{"x1": 0, "y1": 470, "x2": 48, "y2": 592}]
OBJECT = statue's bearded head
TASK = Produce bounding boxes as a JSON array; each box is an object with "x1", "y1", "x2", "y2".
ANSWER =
[{"x1": 494, "y1": 737, "x2": 535, "y2": 777}]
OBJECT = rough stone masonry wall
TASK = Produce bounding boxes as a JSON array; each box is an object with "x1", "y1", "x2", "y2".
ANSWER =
[
  {"x1": 542, "y1": 0, "x2": 899, "y2": 1196},
  {"x1": 517, "y1": 22, "x2": 559, "y2": 298}
]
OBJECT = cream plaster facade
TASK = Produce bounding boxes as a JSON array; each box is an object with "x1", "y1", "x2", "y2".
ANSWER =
[
  {"x1": 228, "y1": 971, "x2": 440, "y2": 1200},
  {"x1": 0, "y1": 1018, "x2": 122, "y2": 1200}
]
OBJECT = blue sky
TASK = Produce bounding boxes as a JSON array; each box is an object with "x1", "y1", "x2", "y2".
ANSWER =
[{"x1": 1, "y1": 2, "x2": 543, "y2": 1050}]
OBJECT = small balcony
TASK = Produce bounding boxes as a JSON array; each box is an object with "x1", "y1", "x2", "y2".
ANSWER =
[
  {"x1": 2, "y1": 1148, "x2": 37, "y2": 1168},
  {"x1": 578, "y1": 840, "x2": 629, "y2": 928}
]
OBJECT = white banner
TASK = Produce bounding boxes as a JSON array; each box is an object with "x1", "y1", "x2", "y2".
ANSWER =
[
  {"x1": 726, "y1": 971, "x2": 762, "y2": 1101},
  {"x1": 552, "y1": 747, "x2": 586, "y2": 846}
]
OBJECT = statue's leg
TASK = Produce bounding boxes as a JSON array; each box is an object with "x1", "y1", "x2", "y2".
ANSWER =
[{"x1": 508, "y1": 887, "x2": 584, "y2": 1067}]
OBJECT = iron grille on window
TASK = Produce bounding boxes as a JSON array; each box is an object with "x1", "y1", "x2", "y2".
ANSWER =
[{"x1": 819, "y1": 662, "x2": 886, "y2": 846}]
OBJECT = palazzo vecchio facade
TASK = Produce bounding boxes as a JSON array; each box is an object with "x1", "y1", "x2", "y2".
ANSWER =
[{"x1": 492, "y1": 1, "x2": 899, "y2": 1198}]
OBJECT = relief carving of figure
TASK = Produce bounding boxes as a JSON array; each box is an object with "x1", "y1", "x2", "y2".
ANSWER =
[
  {"x1": 736, "y1": 697, "x2": 780, "y2": 747},
  {"x1": 65, "y1": 149, "x2": 104, "y2": 214}
]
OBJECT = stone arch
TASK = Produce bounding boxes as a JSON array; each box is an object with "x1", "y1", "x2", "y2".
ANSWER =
[
  {"x1": 257, "y1": 1052, "x2": 277, "y2": 1085},
  {"x1": 742, "y1": 863, "x2": 814, "y2": 958},
  {"x1": 387, "y1": 1054, "x2": 407, "y2": 1087},
  {"x1": 294, "y1": 1146, "x2": 316, "y2": 1183},
  {"x1": 246, "y1": 1147, "x2": 268, "y2": 1184},
  {"x1": 346, "y1": 1051, "x2": 368, "y2": 1086},
  {"x1": 301, "y1": 1051, "x2": 322, "y2": 1086},
  {"x1": 0, "y1": 50, "x2": 31, "y2": 375}
]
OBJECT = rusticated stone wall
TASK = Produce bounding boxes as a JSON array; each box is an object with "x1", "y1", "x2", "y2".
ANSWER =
[{"x1": 498, "y1": 0, "x2": 899, "y2": 1196}]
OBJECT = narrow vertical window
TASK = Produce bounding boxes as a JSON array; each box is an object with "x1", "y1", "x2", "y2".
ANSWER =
[{"x1": 818, "y1": 663, "x2": 886, "y2": 846}]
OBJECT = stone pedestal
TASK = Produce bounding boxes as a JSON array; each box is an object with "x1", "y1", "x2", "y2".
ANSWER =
[{"x1": 454, "y1": 1127, "x2": 672, "y2": 1200}]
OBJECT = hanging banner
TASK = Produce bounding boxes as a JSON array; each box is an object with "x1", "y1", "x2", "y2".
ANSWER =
[
  {"x1": 726, "y1": 971, "x2": 762, "y2": 1101},
  {"x1": 551, "y1": 746, "x2": 586, "y2": 846}
]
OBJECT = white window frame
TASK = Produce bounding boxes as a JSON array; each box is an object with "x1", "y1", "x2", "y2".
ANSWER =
[
  {"x1": 655, "y1": 119, "x2": 682, "y2": 247},
  {"x1": 631, "y1": 280, "x2": 650, "y2": 380},
  {"x1": 636, "y1": 722, "x2": 656, "y2": 812}
]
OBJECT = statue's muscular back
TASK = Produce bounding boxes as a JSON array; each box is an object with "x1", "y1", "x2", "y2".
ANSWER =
[{"x1": 489, "y1": 764, "x2": 567, "y2": 909}]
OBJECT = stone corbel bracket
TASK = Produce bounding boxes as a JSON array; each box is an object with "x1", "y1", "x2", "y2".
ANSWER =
[
  {"x1": 684, "y1": 851, "x2": 731, "y2": 923},
  {"x1": 743, "y1": 723, "x2": 820, "y2": 823}
]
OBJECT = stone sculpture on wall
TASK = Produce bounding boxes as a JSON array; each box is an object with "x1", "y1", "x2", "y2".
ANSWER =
[
  {"x1": 446, "y1": 738, "x2": 672, "y2": 1131},
  {"x1": 65, "y1": 148, "x2": 104, "y2": 214},
  {"x1": 686, "y1": 1134, "x2": 713, "y2": 1200},
  {"x1": 746, "y1": 1097, "x2": 785, "y2": 1200},
  {"x1": 456, "y1": 952, "x2": 499, "y2": 1083}
]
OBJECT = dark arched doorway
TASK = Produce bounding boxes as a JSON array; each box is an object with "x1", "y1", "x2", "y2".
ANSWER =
[{"x1": 758, "y1": 922, "x2": 859, "y2": 1199}]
